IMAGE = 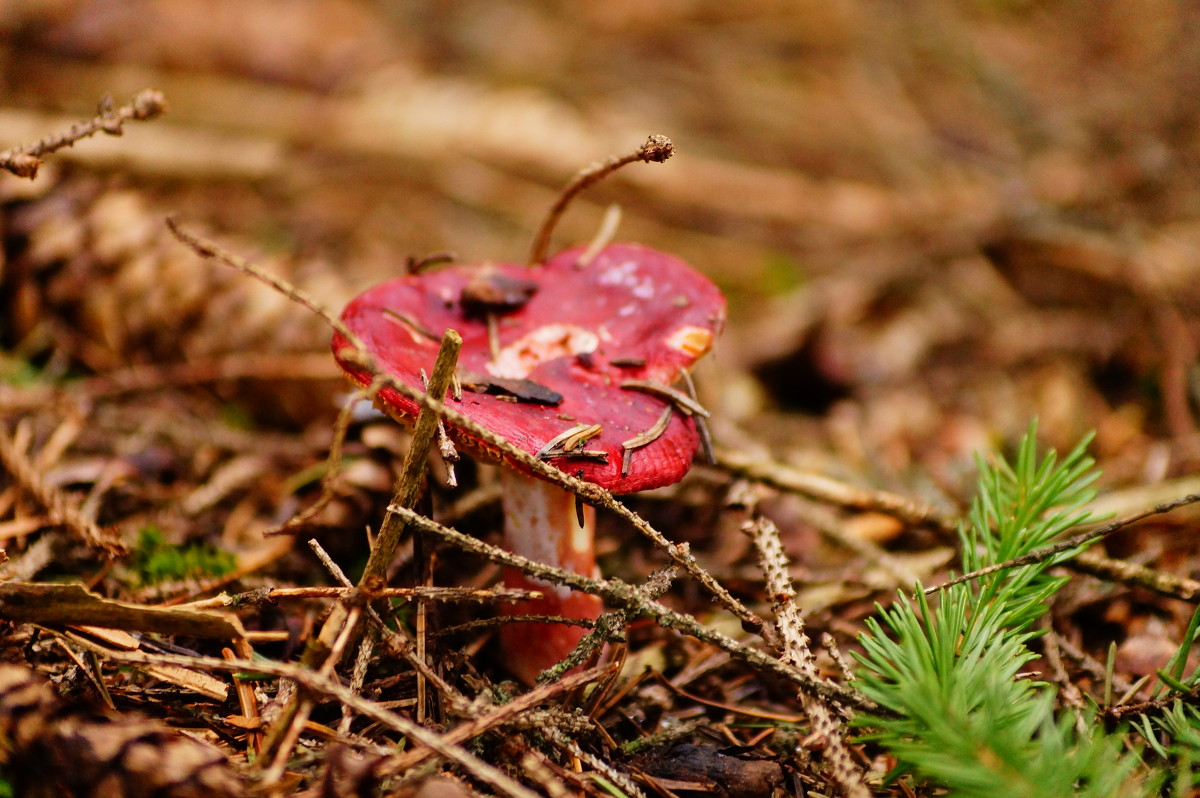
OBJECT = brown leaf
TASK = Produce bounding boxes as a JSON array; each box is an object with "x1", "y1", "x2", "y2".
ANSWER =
[
  {"x1": 0, "y1": 582, "x2": 245, "y2": 640},
  {"x1": 636, "y1": 744, "x2": 785, "y2": 798},
  {"x1": 0, "y1": 664, "x2": 242, "y2": 798},
  {"x1": 457, "y1": 370, "x2": 564, "y2": 405},
  {"x1": 460, "y1": 269, "x2": 539, "y2": 316}
]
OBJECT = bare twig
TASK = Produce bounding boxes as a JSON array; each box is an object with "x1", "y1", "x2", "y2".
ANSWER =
[
  {"x1": 0, "y1": 89, "x2": 166, "y2": 179},
  {"x1": 821, "y1": 633, "x2": 856, "y2": 684},
  {"x1": 421, "y1": 368, "x2": 459, "y2": 488},
  {"x1": 91, "y1": 649, "x2": 541, "y2": 798},
  {"x1": 536, "y1": 566, "x2": 678, "y2": 684},
  {"x1": 927, "y1": 491, "x2": 1200, "y2": 595},
  {"x1": 370, "y1": 330, "x2": 460, "y2": 726},
  {"x1": 259, "y1": 331, "x2": 462, "y2": 765},
  {"x1": 166, "y1": 218, "x2": 360, "y2": 345},
  {"x1": 430, "y1": 614, "x2": 596, "y2": 638},
  {"x1": 0, "y1": 424, "x2": 127, "y2": 556},
  {"x1": 716, "y1": 446, "x2": 955, "y2": 534},
  {"x1": 309, "y1": 538, "x2": 354, "y2": 588},
  {"x1": 389, "y1": 503, "x2": 878, "y2": 713},
  {"x1": 361, "y1": 329, "x2": 462, "y2": 585},
  {"x1": 744, "y1": 515, "x2": 868, "y2": 798},
  {"x1": 528, "y1": 135, "x2": 674, "y2": 265},
  {"x1": 201, "y1": 585, "x2": 543, "y2": 606},
  {"x1": 1067, "y1": 549, "x2": 1200, "y2": 602}
]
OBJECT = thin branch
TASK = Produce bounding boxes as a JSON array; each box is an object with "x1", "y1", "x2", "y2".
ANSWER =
[
  {"x1": 207, "y1": 585, "x2": 544, "y2": 605},
  {"x1": 88, "y1": 649, "x2": 541, "y2": 798},
  {"x1": 0, "y1": 89, "x2": 167, "y2": 179},
  {"x1": 528, "y1": 135, "x2": 674, "y2": 265},
  {"x1": 745, "y1": 515, "x2": 868, "y2": 798},
  {"x1": 430, "y1": 615, "x2": 597, "y2": 637},
  {"x1": 259, "y1": 330, "x2": 461, "y2": 765},
  {"x1": 927, "y1": 492, "x2": 1200, "y2": 595},
  {"x1": 0, "y1": 423, "x2": 127, "y2": 556},
  {"x1": 1067, "y1": 549, "x2": 1200, "y2": 602},
  {"x1": 166, "y1": 218, "x2": 360, "y2": 346},
  {"x1": 716, "y1": 446, "x2": 955, "y2": 534},
  {"x1": 361, "y1": 329, "x2": 462, "y2": 586},
  {"x1": 309, "y1": 538, "x2": 354, "y2": 588},
  {"x1": 389, "y1": 503, "x2": 879, "y2": 713}
]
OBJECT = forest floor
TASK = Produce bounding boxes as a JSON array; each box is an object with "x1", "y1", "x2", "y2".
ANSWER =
[{"x1": 2, "y1": 2, "x2": 1200, "y2": 796}]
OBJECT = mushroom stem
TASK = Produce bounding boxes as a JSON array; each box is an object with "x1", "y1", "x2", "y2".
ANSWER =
[{"x1": 496, "y1": 468, "x2": 603, "y2": 684}]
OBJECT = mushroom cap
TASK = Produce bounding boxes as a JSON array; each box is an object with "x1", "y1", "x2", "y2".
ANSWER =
[{"x1": 333, "y1": 243, "x2": 725, "y2": 493}]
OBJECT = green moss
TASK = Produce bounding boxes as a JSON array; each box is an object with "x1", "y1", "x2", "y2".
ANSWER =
[
  {"x1": 0, "y1": 356, "x2": 41, "y2": 387},
  {"x1": 131, "y1": 526, "x2": 237, "y2": 585}
]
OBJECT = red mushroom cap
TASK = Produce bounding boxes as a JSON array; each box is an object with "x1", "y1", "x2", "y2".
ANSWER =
[{"x1": 333, "y1": 243, "x2": 725, "y2": 493}]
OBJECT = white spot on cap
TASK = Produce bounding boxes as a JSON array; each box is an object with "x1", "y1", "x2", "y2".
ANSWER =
[
  {"x1": 487, "y1": 324, "x2": 599, "y2": 379},
  {"x1": 599, "y1": 260, "x2": 655, "y2": 300},
  {"x1": 598, "y1": 260, "x2": 638, "y2": 286}
]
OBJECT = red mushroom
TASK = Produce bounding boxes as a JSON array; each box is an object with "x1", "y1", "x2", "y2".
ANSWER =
[{"x1": 333, "y1": 242, "x2": 725, "y2": 683}]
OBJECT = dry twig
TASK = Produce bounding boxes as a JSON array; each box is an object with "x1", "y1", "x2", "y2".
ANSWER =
[
  {"x1": 389, "y1": 503, "x2": 879, "y2": 713},
  {"x1": 528, "y1": 135, "x2": 675, "y2": 265},
  {"x1": 928, "y1": 491, "x2": 1200, "y2": 595},
  {"x1": 0, "y1": 89, "x2": 166, "y2": 179},
  {"x1": 744, "y1": 515, "x2": 868, "y2": 798},
  {"x1": 200, "y1": 585, "x2": 543, "y2": 606},
  {"x1": 0, "y1": 424, "x2": 127, "y2": 556},
  {"x1": 716, "y1": 446, "x2": 954, "y2": 534},
  {"x1": 1067, "y1": 549, "x2": 1200, "y2": 602}
]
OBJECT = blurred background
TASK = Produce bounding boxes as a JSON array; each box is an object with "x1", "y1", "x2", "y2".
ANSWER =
[{"x1": 4, "y1": 0, "x2": 1200, "y2": 499}]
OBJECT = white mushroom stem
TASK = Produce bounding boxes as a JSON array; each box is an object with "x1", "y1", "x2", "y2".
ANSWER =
[{"x1": 497, "y1": 468, "x2": 604, "y2": 684}]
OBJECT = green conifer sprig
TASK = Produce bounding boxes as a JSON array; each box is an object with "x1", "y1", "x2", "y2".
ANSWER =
[
  {"x1": 851, "y1": 423, "x2": 1157, "y2": 796},
  {"x1": 1126, "y1": 603, "x2": 1200, "y2": 791}
]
